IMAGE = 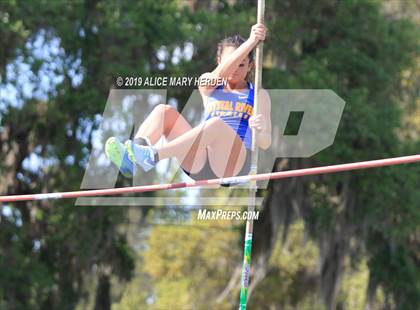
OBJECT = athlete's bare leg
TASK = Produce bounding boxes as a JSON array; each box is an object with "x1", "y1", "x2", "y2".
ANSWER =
[{"x1": 134, "y1": 104, "x2": 246, "y2": 177}]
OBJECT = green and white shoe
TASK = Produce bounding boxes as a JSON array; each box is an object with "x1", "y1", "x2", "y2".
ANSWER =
[{"x1": 105, "y1": 137, "x2": 136, "y2": 178}]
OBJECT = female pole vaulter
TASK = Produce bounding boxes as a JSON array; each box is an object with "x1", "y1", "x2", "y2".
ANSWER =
[{"x1": 105, "y1": 23, "x2": 271, "y2": 186}]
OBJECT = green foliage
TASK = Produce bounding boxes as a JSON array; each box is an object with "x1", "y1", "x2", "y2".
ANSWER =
[
  {"x1": 113, "y1": 216, "x2": 241, "y2": 309},
  {"x1": 250, "y1": 221, "x2": 324, "y2": 309}
]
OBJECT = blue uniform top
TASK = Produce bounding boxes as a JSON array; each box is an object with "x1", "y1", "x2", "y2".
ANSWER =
[{"x1": 204, "y1": 81, "x2": 254, "y2": 150}]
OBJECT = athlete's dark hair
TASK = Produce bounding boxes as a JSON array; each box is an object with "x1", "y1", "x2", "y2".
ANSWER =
[{"x1": 216, "y1": 34, "x2": 254, "y2": 63}]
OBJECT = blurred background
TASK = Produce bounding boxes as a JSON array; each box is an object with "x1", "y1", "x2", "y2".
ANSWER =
[{"x1": 0, "y1": 0, "x2": 419, "y2": 309}]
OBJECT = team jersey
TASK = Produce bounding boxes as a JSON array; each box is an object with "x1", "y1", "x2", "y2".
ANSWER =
[{"x1": 203, "y1": 81, "x2": 254, "y2": 150}]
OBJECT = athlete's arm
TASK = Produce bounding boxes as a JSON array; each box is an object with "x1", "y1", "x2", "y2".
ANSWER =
[
  {"x1": 249, "y1": 89, "x2": 271, "y2": 150},
  {"x1": 198, "y1": 23, "x2": 266, "y2": 98}
]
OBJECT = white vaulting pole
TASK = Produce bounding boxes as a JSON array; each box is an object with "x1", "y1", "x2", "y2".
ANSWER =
[{"x1": 239, "y1": 0, "x2": 265, "y2": 309}]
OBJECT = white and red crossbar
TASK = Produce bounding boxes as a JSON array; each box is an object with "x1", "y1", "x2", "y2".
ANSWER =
[{"x1": 1, "y1": 154, "x2": 419, "y2": 203}]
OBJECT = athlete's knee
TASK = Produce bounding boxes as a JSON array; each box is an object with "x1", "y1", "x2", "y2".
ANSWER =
[
  {"x1": 204, "y1": 117, "x2": 224, "y2": 128},
  {"x1": 152, "y1": 104, "x2": 181, "y2": 136},
  {"x1": 153, "y1": 104, "x2": 176, "y2": 115},
  {"x1": 154, "y1": 104, "x2": 178, "y2": 123}
]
